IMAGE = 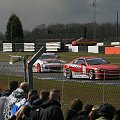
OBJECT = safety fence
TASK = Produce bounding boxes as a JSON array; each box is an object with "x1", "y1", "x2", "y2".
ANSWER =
[{"x1": 0, "y1": 58, "x2": 120, "y2": 116}]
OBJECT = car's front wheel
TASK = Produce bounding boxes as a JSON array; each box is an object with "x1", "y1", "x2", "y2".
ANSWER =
[
  {"x1": 37, "y1": 64, "x2": 41, "y2": 73},
  {"x1": 88, "y1": 70, "x2": 95, "y2": 80},
  {"x1": 66, "y1": 69, "x2": 72, "y2": 79}
]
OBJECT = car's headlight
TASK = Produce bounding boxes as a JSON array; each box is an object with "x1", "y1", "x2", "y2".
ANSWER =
[
  {"x1": 94, "y1": 68, "x2": 100, "y2": 71},
  {"x1": 94, "y1": 68, "x2": 104, "y2": 72}
]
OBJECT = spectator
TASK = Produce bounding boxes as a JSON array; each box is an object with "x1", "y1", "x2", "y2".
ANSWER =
[
  {"x1": 30, "y1": 89, "x2": 64, "y2": 120},
  {"x1": 88, "y1": 105, "x2": 100, "y2": 120},
  {"x1": 10, "y1": 89, "x2": 49, "y2": 120},
  {"x1": 0, "y1": 96, "x2": 6, "y2": 120},
  {"x1": 31, "y1": 89, "x2": 49, "y2": 110},
  {"x1": 11, "y1": 89, "x2": 38, "y2": 116},
  {"x1": 19, "y1": 82, "x2": 30, "y2": 94},
  {"x1": 83, "y1": 104, "x2": 93, "y2": 116},
  {"x1": 0, "y1": 81, "x2": 18, "y2": 120},
  {"x1": 66, "y1": 99, "x2": 83, "y2": 120},
  {"x1": 113, "y1": 109, "x2": 120, "y2": 120},
  {"x1": 3, "y1": 82, "x2": 29, "y2": 120},
  {"x1": 1, "y1": 81, "x2": 18, "y2": 97},
  {"x1": 96, "y1": 103, "x2": 116, "y2": 120},
  {"x1": 40, "y1": 89, "x2": 49, "y2": 101},
  {"x1": 8, "y1": 81, "x2": 30, "y2": 104}
]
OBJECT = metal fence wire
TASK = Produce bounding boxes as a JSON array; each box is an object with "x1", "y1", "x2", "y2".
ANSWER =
[{"x1": 0, "y1": 60, "x2": 120, "y2": 116}]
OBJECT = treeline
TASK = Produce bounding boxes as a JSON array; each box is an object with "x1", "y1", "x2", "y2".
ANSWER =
[{"x1": 1, "y1": 22, "x2": 120, "y2": 43}]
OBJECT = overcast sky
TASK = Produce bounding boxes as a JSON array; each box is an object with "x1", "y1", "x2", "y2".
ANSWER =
[{"x1": 0, "y1": 0, "x2": 120, "y2": 33}]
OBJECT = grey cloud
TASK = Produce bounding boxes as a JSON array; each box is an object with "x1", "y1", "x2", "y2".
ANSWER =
[{"x1": 0, "y1": 0, "x2": 120, "y2": 32}]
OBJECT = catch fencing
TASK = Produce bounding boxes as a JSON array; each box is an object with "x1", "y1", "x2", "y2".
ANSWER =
[{"x1": 0, "y1": 53, "x2": 120, "y2": 117}]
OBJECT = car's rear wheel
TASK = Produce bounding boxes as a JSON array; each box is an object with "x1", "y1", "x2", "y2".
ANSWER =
[
  {"x1": 88, "y1": 70, "x2": 95, "y2": 80},
  {"x1": 66, "y1": 69, "x2": 72, "y2": 79},
  {"x1": 37, "y1": 64, "x2": 41, "y2": 73}
]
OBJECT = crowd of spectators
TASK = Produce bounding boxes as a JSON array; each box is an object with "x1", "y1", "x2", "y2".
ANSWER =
[{"x1": 0, "y1": 80, "x2": 120, "y2": 120}]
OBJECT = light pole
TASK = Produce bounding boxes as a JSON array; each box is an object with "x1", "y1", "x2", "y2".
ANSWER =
[
  {"x1": 93, "y1": 0, "x2": 96, "y2": 40},
  {"x1": 116, "y1": 11, "x2": 119, "y2": 38},
  {"x1": 11, "y1": 23, "x2": 13, "y2": 43},
  {"x1": 11, "y1": 22, "x2": 15, "y2": 51}
]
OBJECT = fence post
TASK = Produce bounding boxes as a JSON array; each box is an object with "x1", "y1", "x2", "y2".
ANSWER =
[
  {"x1": 27, "y1": 46, "x2": 46, "y2": 89},
  {"x1": 23, "y1": 56, "x2": 27, "y2": 82}
]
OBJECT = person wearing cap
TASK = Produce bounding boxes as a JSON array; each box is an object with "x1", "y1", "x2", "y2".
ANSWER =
[{"x1": 96, "y1": 103, "x2": 116, "y2": 120}]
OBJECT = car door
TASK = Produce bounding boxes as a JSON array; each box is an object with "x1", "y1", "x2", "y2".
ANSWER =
[{"x1": 73, "y1": 59, "x2": 86, "y2": 74}]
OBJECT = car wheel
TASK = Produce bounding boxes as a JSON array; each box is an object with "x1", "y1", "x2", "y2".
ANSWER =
[
  {"x1": 88, "y1": 70, "x2": 95, "y2": 80},
  {"x1": 66, "y1": 69, "x2": 72, "y2": 79},
  {"x1": 37, "y1": 64, "x2": 41, "y2": 73}
]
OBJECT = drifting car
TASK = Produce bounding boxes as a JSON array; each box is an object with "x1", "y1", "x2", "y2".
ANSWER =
[
  {"x1": 63, "y1": 57, "x2": 120, "y2": 80},
  {"x1": 31, "y1": 52, "x2": 65, "y2": 73},
  {"x1": 72, "y1": 38, "x2": 97, "y2": 46}
]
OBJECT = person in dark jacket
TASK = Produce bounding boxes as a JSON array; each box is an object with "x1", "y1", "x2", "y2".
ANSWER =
[
  {"x1": 96, "y1": 103, "x2": 116, "y2": 120},
  {"x1": 83, "y1": 104, "x2": 93, "y2": 116},
  {"x1": 66, "y1": 99, "x2": 83, "y2": 120},
  {"x1": 30, "y1": 89, "x2": 64, "y2": 120},
  {"x1": 1, "y1": 80, "x2": 18, "y2": 97},
  {"x1": 31, "y1": 89, "x2": 49, "y2": 110},
  {"x1": 113, "y1": 109, "x2": 120, "y2": 120}
]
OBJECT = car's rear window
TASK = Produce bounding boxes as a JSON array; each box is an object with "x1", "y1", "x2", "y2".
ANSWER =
[{"x1": 40, "y1": 54, "x2": 58, "y2": 59}]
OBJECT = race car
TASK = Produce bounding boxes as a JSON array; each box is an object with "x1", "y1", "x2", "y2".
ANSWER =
[
  {"x1": 31, "y1": 52, "x2": 65, "y2": 73},
  {"x1": 63, "y1": 57, "x2": 120, "y2": 80},
  {"x1": 72, "y1": 37, "x2": 97, "y2": 46}
]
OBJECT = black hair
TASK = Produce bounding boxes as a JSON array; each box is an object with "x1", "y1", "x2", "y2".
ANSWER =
[
  {"x1": 9, "y1": 81, "x2": 18, "y2": 91},
  {"x1": 71, "y1": 99, "x2": 83, "y2": 112}
]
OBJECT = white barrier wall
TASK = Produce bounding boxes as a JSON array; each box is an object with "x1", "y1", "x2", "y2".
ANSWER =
[
  {"x1": 1, "y1": 42, "x2": 118, "y2": 53},
  {"x1": 3, "y1": 43, "x2": 12, "y2": 52},
  {"x1": 46, "y1": 42, "x2": 60, "y2": 51},
  {"x1": 24, "y1": 43, "x2": 35, "y2": 51},
  {"x1": 97, "y1": 42, "x2": 104, "y2": 46},
  {"x1": 88, "y1": 46, "x2": 99, "y2": 53},
  {"x1": 111, "y1": 42, "x2": 120, "y2": 45},
  {"x1": 71, "y1": 46, "x2": 78, "y2": 52},
  {"x1": 65, "y1": 44, "x2": 72, "y2": 51}
]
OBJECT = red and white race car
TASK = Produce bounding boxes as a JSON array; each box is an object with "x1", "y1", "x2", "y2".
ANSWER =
[
  {"x1": 31, "y1": 52, "x2": 65, "y2": 73},
  {"x1": 63, "y1": 57, "x2": 120, "y2": 80}
]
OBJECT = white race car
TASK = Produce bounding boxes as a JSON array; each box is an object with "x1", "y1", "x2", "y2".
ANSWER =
[{"x1": 31, "y1": 52, "x2": 65, "y2": 73}]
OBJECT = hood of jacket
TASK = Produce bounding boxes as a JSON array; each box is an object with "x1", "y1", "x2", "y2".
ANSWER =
[{"x1": 9, "y1": 88, "x2": 25, "y2": 98}]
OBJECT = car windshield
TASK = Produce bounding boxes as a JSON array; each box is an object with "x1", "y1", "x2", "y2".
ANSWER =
[
  {"x1": 86, "y1": 58, "x2": 109, "y2": 65},
  {"x1": 40, "y1": 54, "x2": 58, "y2": 59}
]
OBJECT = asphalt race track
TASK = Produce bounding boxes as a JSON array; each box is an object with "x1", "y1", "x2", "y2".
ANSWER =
[{"x1": 0, "y1": 62, "x2": 120, "y2": 86}]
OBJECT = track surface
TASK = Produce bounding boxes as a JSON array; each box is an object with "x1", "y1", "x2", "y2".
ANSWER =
[{"x1": 0, "y1": 62, "x2": 120, "y2": 86}]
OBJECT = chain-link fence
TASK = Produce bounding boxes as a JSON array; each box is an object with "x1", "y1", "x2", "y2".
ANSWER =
[{"x1": 0, "y1": 60, "x2": 120, "y2": 117}]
